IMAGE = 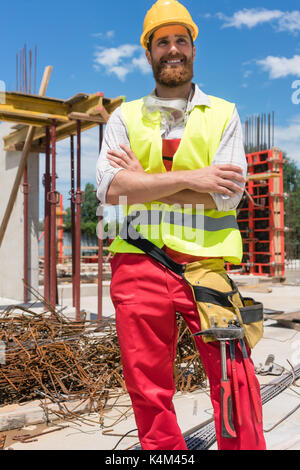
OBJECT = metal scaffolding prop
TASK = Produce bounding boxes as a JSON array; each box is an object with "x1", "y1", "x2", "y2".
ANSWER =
[{"x1": 0, "y1": 65, "x2": 124, "y2": 322}]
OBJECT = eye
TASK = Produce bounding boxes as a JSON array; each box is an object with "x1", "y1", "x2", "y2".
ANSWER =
[
  {"x1": 177, "y1": 37, "x2": 188, "y2": 45},
  {"x1": 157, "y1": 39, "x2": 168, "y2": 46}
]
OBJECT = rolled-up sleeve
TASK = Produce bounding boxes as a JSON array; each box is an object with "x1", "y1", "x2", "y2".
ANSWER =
[
  {"x1": 210, "y1": 107, "x2": 247, "y2": 212},
  {"x1": 96, "y1": 106, "x2": 129, "y2": 204}
]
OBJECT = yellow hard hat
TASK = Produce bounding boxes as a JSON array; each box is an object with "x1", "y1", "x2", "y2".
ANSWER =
[{"x1": 140, "y1": 0, "x2": 199, "y2": 49}]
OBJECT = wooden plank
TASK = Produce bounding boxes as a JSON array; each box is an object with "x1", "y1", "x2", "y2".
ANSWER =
[
  {"x1": 247, "y1": 172, "x2": 280, "y2": 181},
  {"x1": 2, "y1": 92, "x2": 69, "y2": 115},
  {"x1": 67, "y1": 112, "x2": 105, "y2": 123},
  {"x1": 238, "y1": 284, "x2": 273, "y2": 293},
  {"x1": 0, "y1": 108, "x2": 68, "y2": 126},
  {"x1": 70, "y1": 92, "x2": 103, "y2": 114},
  {"x1": 3, "y1": 97, "x2": 124, "y2": 151},
  {"x1": 89, "y1": 105, "x2": 110, "y2": 122},
  {"x1": 264, "y1": 311, "x2": 300, "y2": 332},
  {"x1": 0, "y1": 66, "x2": 52, "y2": 248}
]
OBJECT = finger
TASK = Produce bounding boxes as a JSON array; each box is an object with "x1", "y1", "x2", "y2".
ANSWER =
[
  {"x1": 219, "y1": 179, "x2": 244, "y2": 193},
  {"x1": 215, "y1": 185, "x2": 235, "y2": 197},
  {"x1": 119, "y1": 144, "x2": 135, "y2": 159},
  {"x1": 108, "y1": 153, "x2": 130, "y2": 166},
  {"x1": 107, "y1": 149, "x2": 129, "y2": 160},
  {"x1": 107, "y1": 155, "x2": 128, "y2": 168},
  {"x1": 217, "y1": 164, "x2": 244, "y2": 174},
  {"x1": 219, "y1": 171, "x2": 246, "y2": 183},
  {"x1": 108, "y1": 161, "x2": 120, "y2": 168}
]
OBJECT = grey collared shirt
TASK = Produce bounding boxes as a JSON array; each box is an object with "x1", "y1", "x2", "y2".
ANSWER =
[{"x1": 96, "y1": 84, "x2": 247, "y2": 210}]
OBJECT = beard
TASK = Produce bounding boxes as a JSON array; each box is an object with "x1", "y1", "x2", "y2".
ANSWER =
[{"x1": 151, "y1": 53, "x2": 194, "y2": 88}]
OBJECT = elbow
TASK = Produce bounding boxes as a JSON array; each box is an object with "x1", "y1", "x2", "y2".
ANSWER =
[
  {"x1": 106, "y1": 184, "x2": 126, "y2": 206},
  {"x1": 213, "y1": 190, "x2": 245, "y2": 212}
]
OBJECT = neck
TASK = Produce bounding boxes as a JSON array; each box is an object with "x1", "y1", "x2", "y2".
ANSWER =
[{"x1": 155, "y1": 82, "x2": 193, "y2": 100}]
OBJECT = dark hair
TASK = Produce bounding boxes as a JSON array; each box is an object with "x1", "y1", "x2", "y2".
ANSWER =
[{"x1": 147, "y1": 27, "x2": 194, "y2": 52}]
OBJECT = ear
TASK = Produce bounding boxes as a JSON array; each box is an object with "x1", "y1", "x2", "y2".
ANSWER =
[
  {"x1": 145, "y1": 49, "x2": 152, "y2": 66},
  {"x1": 192, "y1": 45, "x2": 196, "y2": 61}
]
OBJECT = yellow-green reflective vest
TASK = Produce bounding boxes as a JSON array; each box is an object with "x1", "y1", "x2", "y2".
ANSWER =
[{"x1": 109, "y1": 95, "x2": 243, "y2": 264}]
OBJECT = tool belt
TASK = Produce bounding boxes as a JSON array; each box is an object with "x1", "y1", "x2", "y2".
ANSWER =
[{"x1": 120, "y1": 219, "x2": 264, "y2": 349}]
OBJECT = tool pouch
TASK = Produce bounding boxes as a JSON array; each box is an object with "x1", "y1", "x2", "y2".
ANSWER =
[
  {"x1": 120, "y1": 219, "x2": 264, "y2": 349},
  {"x1": 183, "y1": 262, "x2": 264, "y2": 349}
]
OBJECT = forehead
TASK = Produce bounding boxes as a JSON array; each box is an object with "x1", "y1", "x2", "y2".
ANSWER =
[{"x1": 152, "y1": 25, "x2": 189, "y2": 41}]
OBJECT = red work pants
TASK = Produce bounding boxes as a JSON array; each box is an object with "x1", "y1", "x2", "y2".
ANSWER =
[{"x1": 110, "y1": 253, "x2": 266, "y2": 451}]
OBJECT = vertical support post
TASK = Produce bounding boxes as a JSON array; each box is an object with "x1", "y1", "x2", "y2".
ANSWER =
[
  {"x1": 44, "y1": 127, "x2": 51, "y2": 307},
  {"x1": 70, "y1": 135, "x2": 76, "y2": 307},
  {"x1": 49, "y1": 120, "x2": 57, "y2": 310},
  {"x1": 74, "y1": 120, "x2": 82, "y2": 321},
  {"x1": 97, "y1": 124, "x2": 104, "y2": 324},
  {"x1": 23, "y1": 164, "x2": 29, "y2": 302},
  {"x1": 57, "y1": 194, "x2": 64, "y2": 264}
]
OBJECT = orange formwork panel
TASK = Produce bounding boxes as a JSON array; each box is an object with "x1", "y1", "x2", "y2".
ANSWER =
[{"x1": 226, "y1": 148, "x2": 285, "y2": 278}]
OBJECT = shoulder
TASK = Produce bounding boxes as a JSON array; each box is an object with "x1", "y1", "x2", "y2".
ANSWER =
[
  {"x1": 121, "y1": 97, "x2": 144, "y2": 112},
  {"x1": 207, "y1": 94, "x2": 235, "y2": 110}
]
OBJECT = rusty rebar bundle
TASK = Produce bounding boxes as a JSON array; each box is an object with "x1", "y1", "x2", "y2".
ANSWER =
[{"x1": 0, "y1": 303, "x2": 206, "y2": 423}]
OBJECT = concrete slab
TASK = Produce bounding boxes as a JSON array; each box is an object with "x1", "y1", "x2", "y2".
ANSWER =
[{"x1": 1, "y1": 281, "x2": 300, "y2": 450}]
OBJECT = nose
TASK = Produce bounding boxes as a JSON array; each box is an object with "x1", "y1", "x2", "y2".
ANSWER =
[{"x1": 168, "y1": 41, "x2": 180, "y2": 54}]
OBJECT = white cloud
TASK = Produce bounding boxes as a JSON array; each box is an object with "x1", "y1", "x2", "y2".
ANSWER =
[
  {"x1": 275, "y1": 115, "x2": 300, "y2": 165},
  {"x1": 106, "y1": 30, "x2": 115, "y2": 39},
  {"x1": 93, "y1": 44, "x2": 151, "y2": 81},
  {"x1": 91, "y1": 30, "x2": 115, "y2": 39},
  {"x1": 109, "y1": 65, "x2": 131, "y2": 81},
  {"x1": 243, "y1": 70, "x2": 253, "y2": 79},
  {"x1": 257, "y1": 55, "x2": 300, "y2": 79},
  {"x1": 277, "y1": 11, "x2": 300, "y2": 34},
  {"x1": 217, "y1": 9, "x2": 283, "y2": 29},
  {"x1": 132, "y1": 55, "x2": 151, "y2": 74},
  {"x1": 216, "y1": 8, "x2": 300, "y2": 34}
]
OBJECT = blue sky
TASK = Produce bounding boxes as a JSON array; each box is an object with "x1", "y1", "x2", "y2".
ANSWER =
[{"x1": 0, "y1": 0, "x2": 300, "y2": 218}]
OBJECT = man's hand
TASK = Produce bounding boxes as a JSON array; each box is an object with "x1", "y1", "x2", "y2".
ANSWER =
[
  {"x1": 186, "y1": 164, "x2": 245, "y2": 197},
  {"x1": 107, "y1": 144, "x2": 144, "y2": 173}
]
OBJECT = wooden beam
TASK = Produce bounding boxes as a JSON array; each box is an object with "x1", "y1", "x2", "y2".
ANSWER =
[
  {"x1": 3, "y1": 97, "x2": 124, "y2": 151},
  {"x1": 3, "y1": 92, "x2": 69, "y2": 115},
  {"x1": 0, "y1": 66, "x2": 53, "y2": 247},
  {"x1": 0, "y1": 108, "x2": 68, "y2": 127},
  {"x1": 89, "y1": 105, "x2": 110, "y2": 122},
  {"x1": 67, "y1": 112, "x2": 106, "y2": 123},
  {"x1": 247, "y1": 172, "x2": 280, "y2": 181},
  {"x1": 71, "y1": 92, "x2": 103, "y2": 114}
]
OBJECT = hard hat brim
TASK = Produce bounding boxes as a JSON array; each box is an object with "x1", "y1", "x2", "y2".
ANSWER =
[{"x1": 141, "y1": 20, "x2": 198, "y2": 49}]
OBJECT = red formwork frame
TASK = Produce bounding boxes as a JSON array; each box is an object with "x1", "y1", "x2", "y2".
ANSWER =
[{"x1": 226, "y1": 148, "x2": 285, "y2": 278}]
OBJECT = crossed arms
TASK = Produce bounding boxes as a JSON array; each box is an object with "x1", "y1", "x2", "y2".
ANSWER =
[{"x1": 105, "y1": 144, "x2": 245, "y2": 209}]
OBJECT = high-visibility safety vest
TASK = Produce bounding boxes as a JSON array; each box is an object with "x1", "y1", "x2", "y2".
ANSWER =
[{"x1": 109, "y1": 95, "x2": 243, "y2": 264}]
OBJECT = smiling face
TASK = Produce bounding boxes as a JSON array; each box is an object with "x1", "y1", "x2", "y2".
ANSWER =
[{"x1": 146, "y1": 24, "x2": 195, "y2": 89}]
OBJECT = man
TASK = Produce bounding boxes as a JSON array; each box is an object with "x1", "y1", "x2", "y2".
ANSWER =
[{"x1": 96, "y1": 0, "x2": 266, "y2": 451}]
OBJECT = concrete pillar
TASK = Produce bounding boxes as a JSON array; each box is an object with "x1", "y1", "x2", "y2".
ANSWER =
[{"x1": 0, "y1": 122, "x2": 39, "y2": 301}]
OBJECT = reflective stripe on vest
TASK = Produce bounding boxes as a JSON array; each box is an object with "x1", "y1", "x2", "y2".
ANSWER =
[{"x1": 124, "y1": 210, "x2": 239, "y2": 232}]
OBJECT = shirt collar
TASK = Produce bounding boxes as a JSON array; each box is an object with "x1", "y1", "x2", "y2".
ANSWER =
[
  {"x1": 190, "y1": 83, "x2": 211, "y2": 109},
  {"x1": 150, "y1": 83, "x2": 211, "y2": 110}
]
